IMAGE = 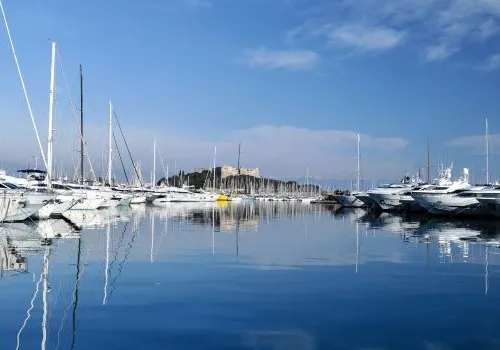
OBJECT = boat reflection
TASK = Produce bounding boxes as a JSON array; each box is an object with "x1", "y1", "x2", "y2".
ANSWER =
[
  {"x1": 0, "y1": 220, "x2": 80, "y2": 277},
  {"x1": 2, "y1": 202, "x2": 500, "y2": 350},
  {"x1": 350, "y1": 210, "x2": 500, "y2": 265},
  {"x1": 332, "y1": 207, "x2": 373, "y2": 223},
  {"x1": 62, "y1": 207, "x2": 132, "y2": 230},
  {"x1": 144, "y1": 201, "x2": 331, "y2": 233}
]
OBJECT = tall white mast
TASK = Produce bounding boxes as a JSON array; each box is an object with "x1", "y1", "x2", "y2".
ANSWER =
[
  {"x1": 213, "y1": 146, "x2": 217, "y2": 192},
  {"x1": 1, "y1": 0, "x2": 48, "y2": 170},
  {"x1": 486, "y1": 118, "x2": 490, "y2": 184},
  {"x1": 107, "y1": 100, "x2": 113, "y2": 185},
  {"x1": 306, "y1": 166, "x2": 309, "y2": 195},
  {"x1": 47, "y1": 41, "x2": 56, "y2": 188},
  {"x1": 153, "y1": 139, "x2": 156, "y2": 188},
  {"x1": 356, "y1": 133, "x2": 360, "y2": 192}
]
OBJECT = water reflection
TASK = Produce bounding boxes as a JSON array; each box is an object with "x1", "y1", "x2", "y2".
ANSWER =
[{"x1": 1, "y1": 202, "x2": 500, "y2": 349}]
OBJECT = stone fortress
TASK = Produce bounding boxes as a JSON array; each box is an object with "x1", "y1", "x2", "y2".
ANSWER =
[{"x1": 194, "y1": 164, "x2": 260, "y2": 179}]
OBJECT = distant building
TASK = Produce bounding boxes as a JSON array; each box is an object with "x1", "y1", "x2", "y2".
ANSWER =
[
  {"x1": 220, "y1": 165, "x2": 259, "y2": 179},
  {"x1": 193, "y1": 165, "x2": 260, "y2": 179}
]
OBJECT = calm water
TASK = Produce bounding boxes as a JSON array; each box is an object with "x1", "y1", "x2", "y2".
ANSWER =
[{"x1": 1, "y1": 202, "x2": 500, "y2": 350}]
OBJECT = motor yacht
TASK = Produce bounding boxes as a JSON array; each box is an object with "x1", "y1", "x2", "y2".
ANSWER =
[{"x1": 411, "y1": 168, "x2": 473, "y2": 215}]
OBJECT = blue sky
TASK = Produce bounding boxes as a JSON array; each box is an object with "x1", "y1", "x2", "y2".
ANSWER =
[{"x1": 0, "y1": 0, "x2": 499, "y2": 184}]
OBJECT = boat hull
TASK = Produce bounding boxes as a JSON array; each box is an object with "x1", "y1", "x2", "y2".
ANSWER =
[
  {"x1": 333, "y1": 193, "x2": 365, "y2": 208},
  {"x1": 413, "y1": 195, "x2": 487, "y2": 216},
  {"x1": 36, "y1": 198, "x2": 81, "y2": 219},
  {"x1": 354, "y1": 193, "x2": 380, "y2": 210},
  {"x1": 368, "y1": 193, "x2": 406, "y2": 211}
]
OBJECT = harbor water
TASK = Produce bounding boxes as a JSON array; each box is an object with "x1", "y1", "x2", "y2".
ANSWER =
[{"x1": 1, "y1": 202, "x2": 499, "y2": 350}]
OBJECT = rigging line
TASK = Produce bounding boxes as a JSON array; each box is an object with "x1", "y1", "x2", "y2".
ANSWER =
[
  {"x1": 70, "y1": 237, "x2": 83, "y2": 350},
  {"x1": 203, "y1": 155, "x2": 215, "y2": 189},
  {"x1": 16, "y1": 271, "x2": 43, "y2": 350},
  {"x1": 108, "y1": 223, "x2": 139, "y2": 299},
  {"x1": 158, "y1": 149, "x2": 168, "y2": 183},
  {"x1": 57, "y1": 49, "x2": 97, "y2": 181},
  {"x1": 112, "y1": 109, "x2": 143, "y2": 187},
  {"x1": 0, "y1": 0, "x2": 48, "y2": 170},
  {"x1": 113, "y1": 132, "x2": 130, "y2": 185},
  {"x1": 108, "y1": 222, "x2": 129, "y2": 277}
]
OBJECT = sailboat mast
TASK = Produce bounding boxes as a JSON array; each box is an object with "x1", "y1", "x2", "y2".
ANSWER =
[
  {"x1": 153, "y1": 139, "x2": 156, "y2": 188},
  {"x1": 356, "y1": 133, "x2": 360, "y2": 192},
  {"x1": 213, "y1": 146, "x2": 217, "y2": 192},
  {"x1": 486, "y1": 118, "x2": 490, "y2": 184},
  {"x1": 79, "y1": 65, "x2": 84, "y2": 185},
  {"x1": 47, "y1": 41, "x2": 56, "y2": 188},
  {"x1": 237, "y1": 143, "x2": 241, "y2": 175},
  {"x1": 108, "y1": 100, "x2": 113, "y2": 186},
  {"x1": 426, "y1": 139, "x2": 430, "y2": 183}
]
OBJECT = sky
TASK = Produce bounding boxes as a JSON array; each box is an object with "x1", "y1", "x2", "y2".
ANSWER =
[{"x1": 0, "y1": 0, "x2": 499, "y2": 185}]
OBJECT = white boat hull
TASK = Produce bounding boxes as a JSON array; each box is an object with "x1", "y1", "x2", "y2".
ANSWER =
[
  {"x1": 413, "y1": 195, "x2": 486, "y2": 216},
  {"x1": 333, "y1": 193, "x2": 365, "y2": 208},
  {"x1": 6, "y1": 202, "x2": 45, "y2": 222},
  {"x1": 415, "y1": 194, "x2": 490, "y2": 216},
  {"x1": 36, "y1": 198, "x2": 81, "y2": 219},
  {"x1": 368, "y1": 193, "x2": 406, "y2": 211}
]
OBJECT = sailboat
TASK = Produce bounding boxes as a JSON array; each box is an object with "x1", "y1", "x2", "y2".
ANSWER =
[
  {"x1": 0, "y1": 9, "x2": 62, "y2": 221},
  {"x1": 333, "y1": 133, "x2": 366, "y2": 208}
]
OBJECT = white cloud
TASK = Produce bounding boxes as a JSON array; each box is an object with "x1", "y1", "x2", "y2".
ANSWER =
[
  {"x1": 477, "y1": 53, "x2": 500, "y2": 70},
  {"x1": 479, "y1": 19, "x2": 498, "y2": 38},
  {"x1": 447, "y1": 135, "x2": 483, "y2": 148},
  {"x1": 447, "y1": 132, "x2": 500, "y2": 153},
  {"x1": 0, "y1": 121, "x2": 410, "y2": 181},
  {"x1": 289, "y1": 0, "x2": 500, "y2": 64},
  {"x1": 330, "y1": 25, "x2": 404, "y2": 51},
  {"x1": 242, "y1": 48, "x2": 320, "y2": 70},
  {"x1": 425, "y1": 43, "x2": 460, "y2": 61}
]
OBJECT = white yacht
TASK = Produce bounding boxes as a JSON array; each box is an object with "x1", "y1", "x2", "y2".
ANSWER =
[
  {"x1": 333, "y1": 189, "x2": 365, "y2": 208},
  {"x1": 411, "y1": 168, "x2": 472, "y2": 215},
  {"x1": 399, "y1": 167, "x2": 477, "y2": 213},
  {"x1": 54, "y1": 183, "x2": 106, "y2": 210},
  {"x1": 365, "y1": 176, "x2": 420, "y2": 211},
  {"x1": 152, "y1": 186, "x2": 218, "y2": 205},
  {"x1": 0, "y1": 170, "x2": 82, "y2": 218},
  {"x1": 354, "y1": 192, "x2": 380, "y2": 210},
  {"x1": 398, "y1": 184, "x2": 433, "y2": 212},
  {"x1": 412, "y1": 185, "x2": 496, "y2": 217},
  {"x1": 475, "y1": 188, "x2": 500, "y2": 217},
  {"x1": 0, "y1": 184, "x2": 47, "y2": 222}
]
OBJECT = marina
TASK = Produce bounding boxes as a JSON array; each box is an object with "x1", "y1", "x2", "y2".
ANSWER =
[{"x1": 1, "y1": 0, "x2": 500, "y2": 349}]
